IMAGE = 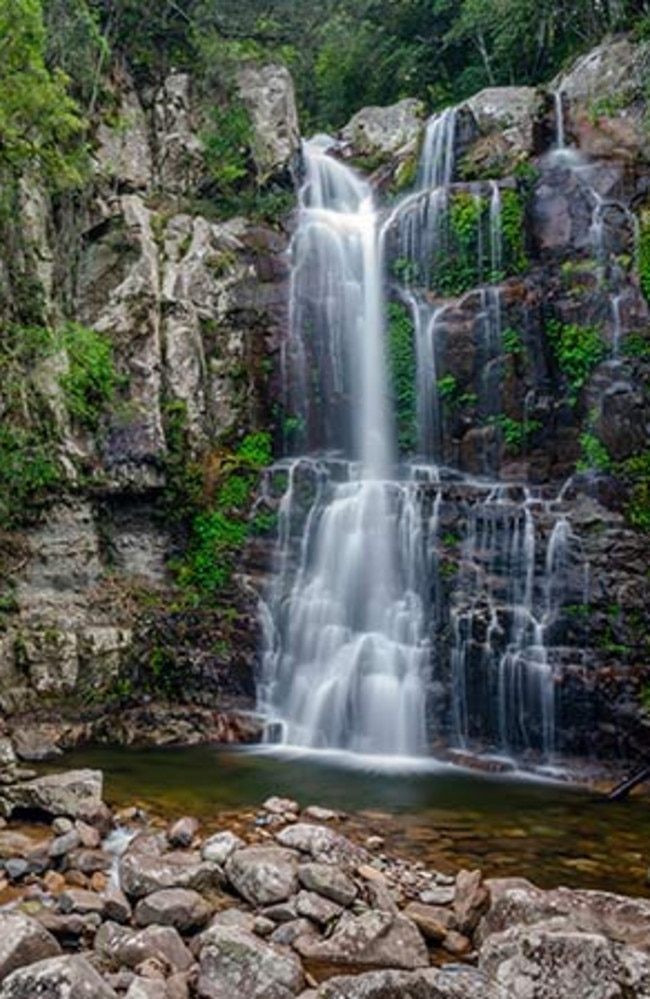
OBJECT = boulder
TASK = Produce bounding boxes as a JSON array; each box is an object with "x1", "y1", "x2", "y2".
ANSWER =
[
  {"x1": 0, "y1": 912, "x2": 61, "y2": 979},
  {"x1": 480, "y1": 921, "x2": 650, "y2": 999},
  {"x1": 0, "y1": 770, "x2": 103, "y2": 819},
  {"x1": 95, "y1": 921, "x2": 194, "y2": 974},
  {"x1": 276, "y1": 825, "x2": 367, "y2": 869},
  {"x1": 225, "y1": 846, "x2": 299, "y2": 907},
  {"x1": 298, "y1": 863, "x2": 357, "y2": 907},
  {"x1": 294, "y1": 910, "x2": 429, "y2": 980},
  {"x1": 0, "y1": 954, "x2": 117, "y2": 999},
  {"x1": 465, "y1": 86, "x2": 540, "y2": 158},
  {"x1": 198, "y1": 922, "x2": 305, "y2": 999},
  {"x1": 295, "y1": 891, "x2": 342, "y2": 926},
  {"x1": 402, "y1": 901, "x2": 456, "y2": 942},
  {"x1": 134, "y1": 888, "x2": 211, "y2": 931},
  {"x1": 236, "y1": 63, "x2": 300, "y2": 181},
  {"x1": 119, "y1": 850, "x2": 223, "y2": 899},
  {"x1": 341, "y1": 99, "x2": 424, "y2": 157},
  {"x1": 124, "y1": 979, "x2": 162, "y2": 999},
  {"x1": 168, "y1": 816, "x2": 200, "y2": 848},
  {"x1": 311, "y1": 967, "x2": 490, "y2": 998},
  {"x1": 58, "y1": 888, "x2": 105, "y2": 916},
  {"x1": 553, "y1": 38, "x2": 645, "y2": 108},
  {"x1": 454, "y1": 869, "x2": 489, "y2": 935},
  {"x1": 201, "y1": 831, "x2": 244, "y2": 865}
]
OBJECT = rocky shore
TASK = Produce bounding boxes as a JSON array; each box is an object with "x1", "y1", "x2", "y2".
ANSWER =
[{"x1": 0, "y1": 755, "x2": 646, "y2": 998}]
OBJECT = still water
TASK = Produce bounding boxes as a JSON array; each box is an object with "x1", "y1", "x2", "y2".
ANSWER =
[{"x1": 44, "y1": 744, "x2": 650, "y2": 898}]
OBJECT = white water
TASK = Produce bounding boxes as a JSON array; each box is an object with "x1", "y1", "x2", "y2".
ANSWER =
[{"x1": 261, "y1": 111, "x2": 572, "y2": 765}]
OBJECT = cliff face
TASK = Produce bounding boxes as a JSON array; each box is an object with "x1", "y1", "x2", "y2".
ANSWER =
[
  {"x1": 0, "y1": 62, "x2": 297, "y2": 742},
  {"x1": 2, "y1": 36, "x2": 650, "y2": 763}
]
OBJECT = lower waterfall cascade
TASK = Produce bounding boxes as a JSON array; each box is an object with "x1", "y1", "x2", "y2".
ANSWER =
[{"x1": 257, "y1": 97, "x2": 650, "y2": 766}]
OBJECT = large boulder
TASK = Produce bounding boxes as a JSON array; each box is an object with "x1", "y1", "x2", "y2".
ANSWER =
[
  {"x1": 198, "y1": 922, "x2": 305, "y2": 999},
  {"x1": 298, "y1": 863, "x2": 357, "y2": 907},
  {"x1": 294, "y1": 910, "x2": 429, "y2": 980},
  {"x1": 0, "y1": 770, "x2": 103, "y2": 819},
  {"x1": 95, "y1": 921, "x2": 194, "y2": 973},
  {"x1": 552, "y1": 38, "x2": 646, "y2": 108},
  {"x1": 0, "y1": 955, "x2": 117, "y2": 999},
  {"x1": 134, "y1": 888, "x2": 211, "y2": 931},
  {"x1": 119, "y1": 850, "x2": 224, "y2": 899},
  {"x1": 480, "y1": 921, "x2": 650, "y2": 999},
  {"x1": 276, "y1": 824, "x2": 367, "y2": 869},
  {"x1": 225, "y1": 846, "x2": 299, "y2": 907},
  {"x1": 0, "y1": 912, "x2": 61, "y2": 980},
  {"x1": 312, "y1": 967, "x2": 490, "y2": 999},
  {"x1": 464, "y1": 86, "x2": 541, "y2": 159},
  {"x1": 341, "y1": 99, "x2": 425, "y2": 157},
  {"x1": 236, "y1": 63, "x2": 300, "y2": 181}
]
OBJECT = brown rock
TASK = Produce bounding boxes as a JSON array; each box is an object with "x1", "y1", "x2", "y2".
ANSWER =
[
  {"x1": 43, "y1": 871, "x2": 66, "y2": 894},
  {"x1": 91, "y1": 871, "x2": 108, "y2": 893},
  {"x1": 168, "y1": 816, "x2": 200, "y2": 849},
  {"x1": 454, "y1": 869, "x2": 489, "y2": 935},
  {"x1": 402, "y1": 901, "x2": 456, "y2": 942},
  {"x1": 442, "y1": 930, "x2": 472, "y2": 957},
  {"x1": 75, "y1": 820, "x2": 101, "y2": 849},
  {"x1": 64, "y1": 871, "x2": 88, "y2": 888}
]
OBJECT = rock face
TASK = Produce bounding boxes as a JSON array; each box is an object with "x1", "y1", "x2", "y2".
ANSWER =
[
  {"x1": 236, "y1": 63, "x2": 300, "y2": 180},
  {"x1": 0, "y1": 57, "x2": 295, "y2": 727},
  {"x1": 341, "y1": 99, "x2": 425, "y2": 156}
]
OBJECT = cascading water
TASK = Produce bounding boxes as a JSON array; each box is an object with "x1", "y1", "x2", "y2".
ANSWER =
[
  {"x1": 262, "y1": 139, "x2": 429, "y2": 756},
  {"x1": 261, "y1": 109, "x2": 577, "y2": 766}
]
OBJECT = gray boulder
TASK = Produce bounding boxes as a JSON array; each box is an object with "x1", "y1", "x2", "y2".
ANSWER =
[
  {"x1": 95, "y1": 920, "x2": 194, "y2": 973},
  {"x1": 236, "y1": 63, "x2": 300, "y2": 181},
  {"x1": 298, "y1": 863, "x2": 357, "y2": 907},
  {"x1": 198, "y1": 922, "x2": 305, "y2": 999},
  {"x1": 341, "y1": 99, "x2": 425, "y2": 157},
  {"x1": 312, "y1": 967, "x2": 490, "y2": 998},
  {"x1": 134, "y1": 888, "x2": 211, "y2": 931},
  {"x1": 0, "y1": 912, "x2": 61, "y2": 980},
  {"x1": 0, "y1": 955, "x2": 117, "y2": 999},
  {"x1": 294, "y1": 910, "x2": 429, "y2": 976},
  {"x1": 225, "y1": 846, "x2": 299, "y2": 907},
  {"x1": 201, "y1": 831, "x2": 244, "y2": 865},
  {"x1": 481, "y1": 921, "x2": 650, "y2": 999},
  {"x1": 119, "y1": 850, "x2": 223, "y2": 899},
  {"x1": 276, "y1": 824, "x2": 367, "y2": 869},
  {"x1": 0, "y1": 769, "x2": 103, "y2": 819}
]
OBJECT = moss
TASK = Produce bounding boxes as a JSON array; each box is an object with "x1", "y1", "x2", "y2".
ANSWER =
[
  {"x1": 546, "y1": 320, "x2": 609, "y2": 403},
  {"x1": 638, "y1": 208, "x2": 650, "y2": 303},
  {"x1": 386, "y1": 302, "x2": 417, "y2": 454}
]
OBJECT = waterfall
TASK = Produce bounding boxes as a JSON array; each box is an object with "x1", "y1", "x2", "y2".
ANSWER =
[
  {"x1": 263, "y1": 139, "x2": 428, "y2": 756},
  {"x1": 260, "y1": 109, "x2": 571, "y2": 767}
]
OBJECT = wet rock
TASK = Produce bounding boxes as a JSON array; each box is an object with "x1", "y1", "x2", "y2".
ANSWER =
[
  {"x1": 0, "y1": 912, "x2": 61, "y2": 979},
  {"x1": 135, "y1": 888, "x2": 211, "y2": 932},
  {"x1": 454, "y1": 869, "x2": 489, "y2": 935},
  {"x1": 341, "y1": 99, "x2": 424, "y2": 157},
  {"x1": 95, "y1": 921, "x2": 194, "y2": 973},
  {"x1": 0, "y1": 770, "x2": 103, "y2": 820},
  {"x1": 168, "y1": 816, "x2": 200, "y2": 848},
  {"x1": 225, "y1": 846, "x2": 299, "y2": 907},
  {"x1": 402, "y1": 901, "x2": 456, "y2": 942},
  {"x1": 298, "y1": 864, "x2": 357, "y2": 907},
  {"x1": 119, "y1": 850, "x2": 224, "y2": 899},
  {"x1": 198, "y1": 922, "x2": 305, "y2": 999},
  {"x1": 276, "y1": 825, "x2": 367, "y2": 869},
  {"x1": 294, "y1": 910, "x2": 429, "y2": 979},
  {"x1": 0, "y1": 954, "x2": 118, "y2": 999},
  {"x1": 201, "y1": 831, "x2": 244, "y2": 865},
  {"x1": 481, "y1": 921, "x2": 650, "y2": 999},
  {"x1": 43, "y1": 870, "x2": 67, "y2": 893}
]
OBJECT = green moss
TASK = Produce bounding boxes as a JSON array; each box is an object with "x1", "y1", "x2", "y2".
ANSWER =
[
  {"x1": 491, "y1": 414, "x2": 541, "y2": 455},
  {"x1": 502, "y1": 327, "x2": 524, "y2": 355},
  {"x1": 59, "y1": 323, "x2": 122, "y2": 430},
  {"x1": 546, "y1": 320, "x2": 609, "y2": 403},
  {"x1": 638, "y1": 208, "x2": 650, "y2": 302},
  {"x1": 387, "y1": 302, "x2": 417, "y2": 454},
  {"x1": 617, "y1": 450, "x2": 650, "y2": 532},
  {"x1": 500, "y1": 189, "x2": 527, "y2": 274},
  {"x1": 577, "y1": 432, "x2": 612, "y2": 473}
]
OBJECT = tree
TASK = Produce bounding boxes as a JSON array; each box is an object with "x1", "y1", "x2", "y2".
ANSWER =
[{"x1": 0, "y1": 0, "x2": 85, "y2": 185}]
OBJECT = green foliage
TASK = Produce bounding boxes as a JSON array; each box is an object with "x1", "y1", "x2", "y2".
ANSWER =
[
  {"x1": 43, "y1": 0, "x2": 109, "y2": 108},
  {"x1": 502, "y1": 327, "x2": 524, "y2": 355},
  {"x1": 173, "y1": 430, "x2": 274, "y2": 602},
  {"x1": 437, "y1": 373, "x2": 477, "y2": 408},
  {"x1": 0, "y1": 0, "x2": 86, "y2": 186},
  {"x1": 621, "y1": 333, "x2": 650, "y2": 359},
  {"x1": 0, "y1": 423, "x2": 62, "y2": 529},
  {"x1": 617, "y1": 450, "x2": 650, "y2": 533},
  {"x1": 638, "y1": 210, "x2": 650, "y2": 304},
  {"x1": 500, "y1": 189, "x2": 527, "y2": 273},
  {"x1": 491, "y1": 413, "x2": 541, "y2": 454},
  {"x1": 386, "y1": 302, "x2": 417, "y2": 453},
  {"x1": 546, "y1": 320, "x2": 608, "y2": 402},
  {"x1": 58, "y1": 323, "x2": 121, "y2": 430},
  {"x1": 201, "y1": 100, "x2": 253, "y2": 200},
  {"x1": 577, "y1": 432, "x2": 612, "y2": 473}
]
